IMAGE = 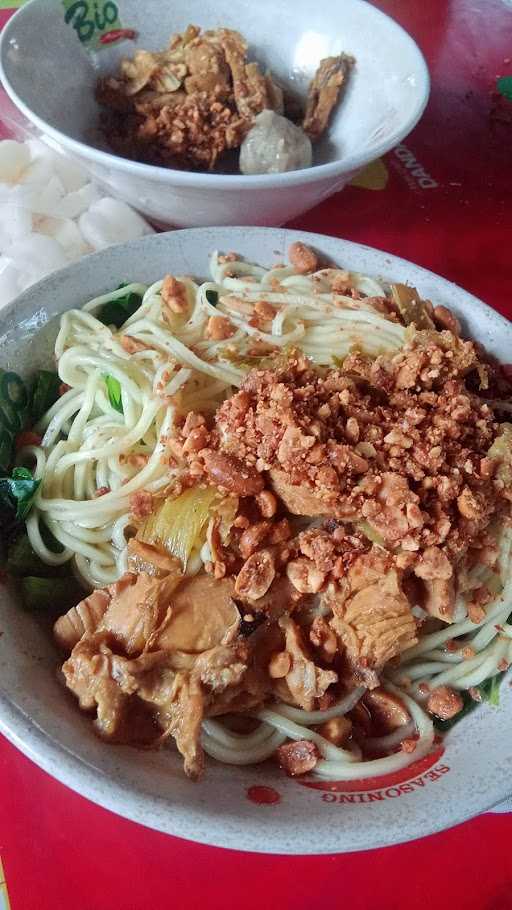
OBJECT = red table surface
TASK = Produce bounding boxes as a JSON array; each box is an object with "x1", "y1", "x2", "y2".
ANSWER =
[{"x1": 1, "y1": 1, "x2": 512, "y2": 907}]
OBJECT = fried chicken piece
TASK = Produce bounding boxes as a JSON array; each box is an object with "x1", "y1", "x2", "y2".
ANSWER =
[
  {"x1": 115, "y1": 47, "x2": 188, "y2": 98},
  {"x1": 120, "y1": 49, "x2": 160, "y2": 95},
  {"x1": 61, "y1": 635, "x2": 126, "y2": 739},
  {"x1": 54, "y1": 587, "x2": 112, "y2": 652},
  {"x1": 328, "y1": 570, "x2": 417, "y2": 687},
  {"x1": 60, "y1": 568, "x2": 248, "y2": 779},
  {"x1": 272, "y1": 616, "x2": 338, "y2": 711},
  {"x1": 184, "y1": 35, "x2": 231, "y2": 97},
  {"x1": 154, "y1": 575, "x2": 240, "y2": 654},
  {"x1": 423, "y1": 577, "x2": 457, "y2": 622},
  {"x1": 156, "y1": 640, "x2": 250, "y2": 779},
  {"x1": 162, "y1": 671, "x2": 205, "y2": 779},
  {"x1": 134, "y1": 89, "x2": 187, "y2": 115},
  {"x1": 63, "y1": 633, "x2": 238, "y2": 778},
  {"x1": 412, "y1": 545, "x2": 457, "y2": 621},
  {"x1": 127, "y1": 540, "x2": 182, "y2": 578},
  {"x1": 244, "y1": 62, "x2": 273, "y2": 112},
  {"x1": 269, "y1": 467, "x2": 334, "y2": 517},
  {"x1": 152, "y1": 92, "x2": 249, "y2": 169},
  {"x1": 303, "y1": 54, "x2": 354, "y2": 140},
  {"x1": 168, "y1": 23, "x2": 200, "y2": 51},
  {"x1": 220, "y1": 29, "x2": 273, "y2": 120}
]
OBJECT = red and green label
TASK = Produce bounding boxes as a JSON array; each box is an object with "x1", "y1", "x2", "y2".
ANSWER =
[{"x1": 61, "y1": 0, "x2": 135, "y2": 50}]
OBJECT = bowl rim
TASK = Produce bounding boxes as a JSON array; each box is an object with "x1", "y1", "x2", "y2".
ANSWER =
[
  {"x1": 1, "y1": 669, "x2": 509, "y2": 856},
  {"x1": 0, "y1": 0, "x2": 430, "y2": 189},
  {"x1": 0, "y1": 226, "x2": 511, "y2": 854}
]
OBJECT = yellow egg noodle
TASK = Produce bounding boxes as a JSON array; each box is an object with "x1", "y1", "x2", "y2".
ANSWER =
[{"x1": 17, "y1": 253, "x2": 512, "y2": 779}]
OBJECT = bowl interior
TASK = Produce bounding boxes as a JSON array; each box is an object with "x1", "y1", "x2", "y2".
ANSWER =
[
  {"x1": 0, "y1": 227, "x2": 511, "y2": 854},
  {"x1": 0, "y1": 0, "x2": 428, "y2": 175}
]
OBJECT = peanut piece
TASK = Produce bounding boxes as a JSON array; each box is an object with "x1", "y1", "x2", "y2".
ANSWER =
[{"x1": 288, "y1": 241, "x2": 319, "y2": 274}]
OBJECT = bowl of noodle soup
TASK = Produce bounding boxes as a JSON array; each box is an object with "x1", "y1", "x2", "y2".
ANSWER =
[{"x1": 0, "y1": 227, "x2": 511, "y2": 854}]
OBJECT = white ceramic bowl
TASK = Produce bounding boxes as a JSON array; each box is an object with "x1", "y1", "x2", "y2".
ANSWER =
[
  {"x1": 0, "y1": 227, "x2": 511, "y2": 854},
  {"x1": 0, "y1": 0, "x2": 429, "y2": 228}
]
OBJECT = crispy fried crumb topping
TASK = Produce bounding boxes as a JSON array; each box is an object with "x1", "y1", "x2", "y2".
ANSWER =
[{"x1": 200, "y1": 335, "x2": 505, "y2": 571}]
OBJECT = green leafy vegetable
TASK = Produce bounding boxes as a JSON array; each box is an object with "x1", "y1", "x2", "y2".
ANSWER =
[
  {"x1": 39, "y1": 522, "x2": 65, "y2": 554},
  {"x1": 487, "y1": 674, "x2": 502, "y2": 707},
  {"x1": 0, "y1": 370, "x2": 29, "y2": 428},
  {"x1": 5, "y1": 533, "x2": 66, "y2": 578},
  {"x1": 30, "y1": 370, "x2": 61, "y2": 423},
  {"x1": 434, "y1": 671, "x2": 507, "y2": 733},
  {"x1": 0, "y1": 370, "x2": 30, "y2": 472},
  {"x1": 205, "y1": 289, "x2": 219, "y2": 306},
  {"x1": 97, "y1": 284, "x2": 143, "y2": 328},
  {"x1": 0, "y1": 467, "x2": 40, "y2": 521},
  {"x1": 20, "y1": 576, "x2": 83, "y2": 611},
  {"x1": 0, "y1": 427, "x2": 12, "y2": 478},
  {"x1": 0, "y1": 368, "x2": 60, "y2": 472},
  {"x1": 104, "y1": 374, "x2": 123, "y2": 413}
]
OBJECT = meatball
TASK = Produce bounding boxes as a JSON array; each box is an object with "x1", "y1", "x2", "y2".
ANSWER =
[{"x1": 239, "y1": 110, "x2": 312, "y2": 175}]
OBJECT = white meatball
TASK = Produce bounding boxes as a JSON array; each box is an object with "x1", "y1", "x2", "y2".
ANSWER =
[{"x1": 240, "y1": 110, "x2": 312, "y2": 175}]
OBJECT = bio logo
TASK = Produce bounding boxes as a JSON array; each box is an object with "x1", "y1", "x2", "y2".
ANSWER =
[{"x1": 61, "y1": 0, "x2": 134, "y2": 49}]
